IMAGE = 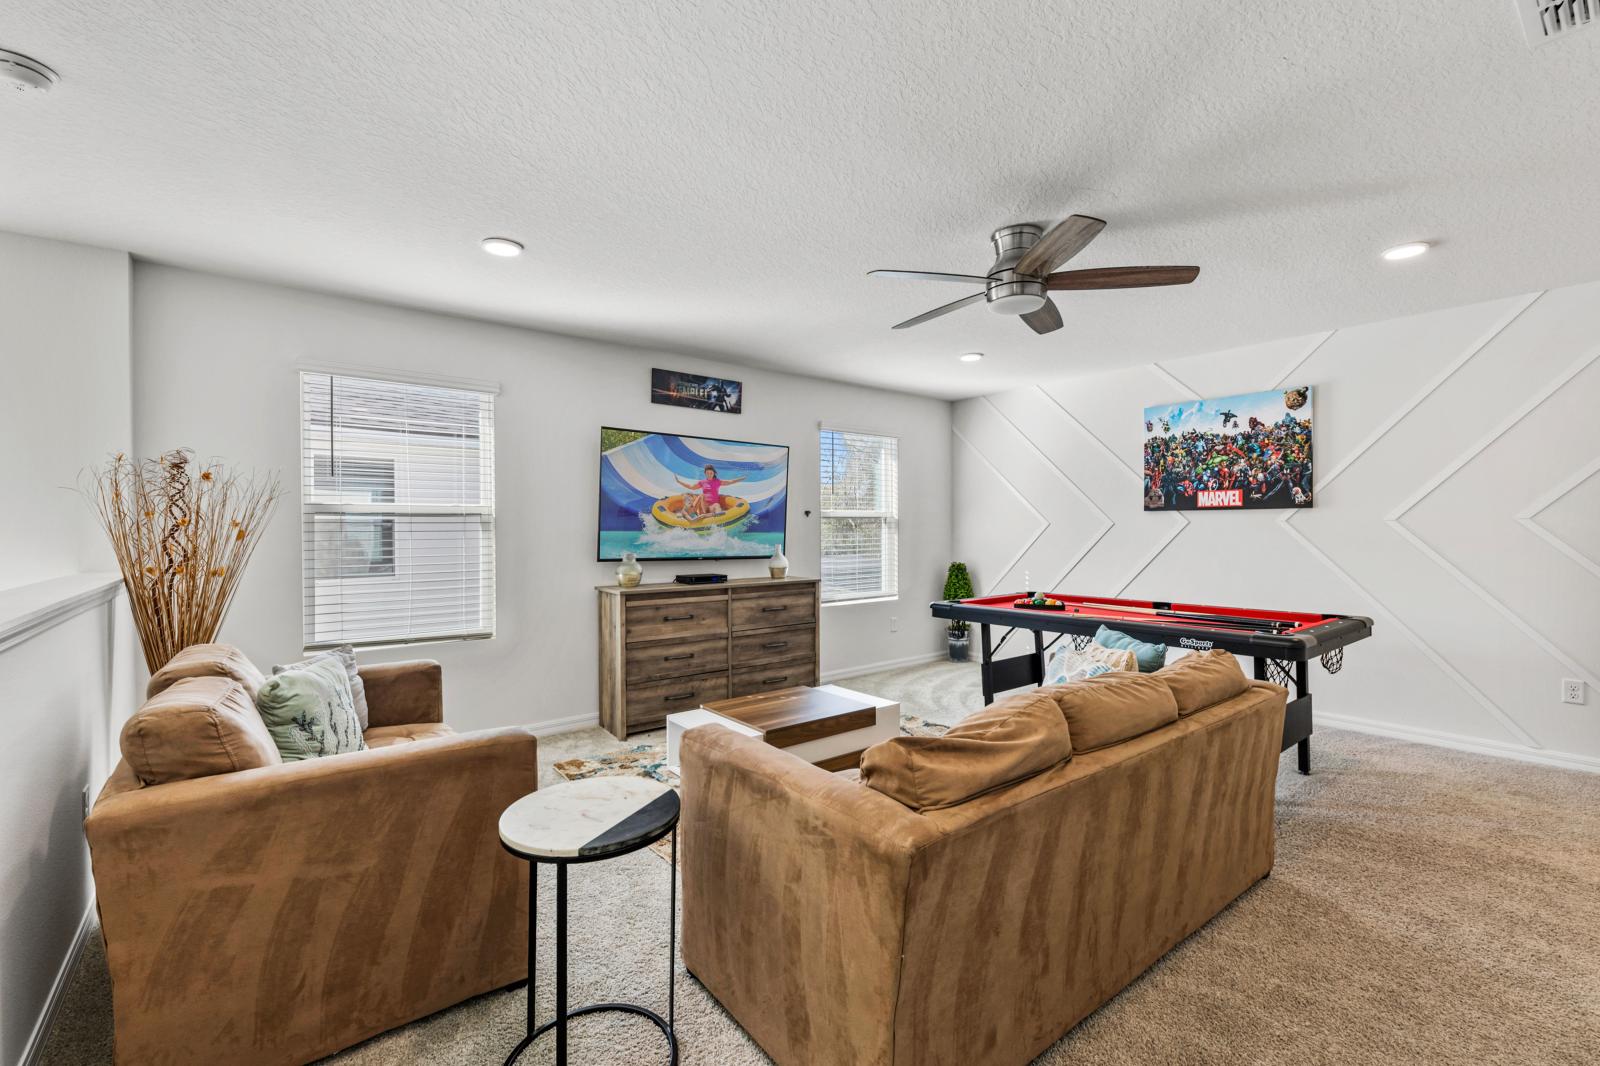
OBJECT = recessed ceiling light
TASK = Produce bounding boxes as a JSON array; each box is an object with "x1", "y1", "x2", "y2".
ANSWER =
[
  {"x1": 959, "y1": 352, "x2": 984, "y2": 363},
  {"x1": 480, "y1": 237, "x2": 523, "y2": 257},
  {"x1": 1381, "y1": 241, "x2": 1431, "y2": 261},
  {"x1": 0, "y1": 48, "x2": 58, "y2": 94}
]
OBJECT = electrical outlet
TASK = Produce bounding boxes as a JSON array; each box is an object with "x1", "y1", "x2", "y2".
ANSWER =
[
  {"x1": 1561, "y1": 678, "x2": 1586, "y2": 705},
  {"x1": 889, "y1": 616, "x2": 899, "y2": 633}
]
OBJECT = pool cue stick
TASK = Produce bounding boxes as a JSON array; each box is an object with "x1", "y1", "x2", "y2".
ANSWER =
[{"x1": 1063, "y1": 602, "x2": 1290, "y2": 632}]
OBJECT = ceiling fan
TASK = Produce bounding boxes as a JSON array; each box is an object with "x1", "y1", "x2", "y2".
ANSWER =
[{"x1": 869, "y1": 215, "x2": 1199, "y2": 335}]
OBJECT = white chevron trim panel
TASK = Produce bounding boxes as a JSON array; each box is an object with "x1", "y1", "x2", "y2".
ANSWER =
[{"x1": 954, "y1": 279, "x2": 1600, "y2": 767}]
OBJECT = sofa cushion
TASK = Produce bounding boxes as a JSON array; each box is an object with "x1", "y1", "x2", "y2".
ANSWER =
[
  {"x1": 120, "y1": 676, "x2": 282, "y2": 785},
  {"x1": 1045, "y1": 671, "x2": 1180, "y2": 753},
  {"x1": 860, "y1": 691, "x2": 1072, "y2": 812},
  {"x1": 364, "y1": 723, "x2": 457, "y2": 748},
  {"x1": 1158, "y1": 648, "x2": 1250, "y2": 715},
  {"x1": 1093, "y1": 625, "x2": 1168, "y2": 673},
  {"x1": 146, "y1": 643, "x2": 267, "y2": 702},
  {"x1": 255, "y1": 655, "x2": 367, "y2": 762},
  {"x1": 275, "y1": 646, "x2": 369, "y2": 730}
]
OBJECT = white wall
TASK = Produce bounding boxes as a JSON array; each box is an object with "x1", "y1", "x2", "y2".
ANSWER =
[
  {"x1": 0, "y1": 232, "x2": 140, "y2": 1066},
  {"x1": 0, "y1": 231, "x2": 131, "y2": 590},
  {"x1": 953, "y1": 279, "x2": 1600, "y2": 770},
  {"x1": 132, "y1": 264, "x2": 951, "y2": 733}
]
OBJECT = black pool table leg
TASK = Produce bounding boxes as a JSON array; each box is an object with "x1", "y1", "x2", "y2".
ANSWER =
[
  {"x1": 1256, "y1": 656, "x2": 1314, "y2": 775},
  {"x1": 979, "y1": 623, "x2": 995, "y2": 705}
]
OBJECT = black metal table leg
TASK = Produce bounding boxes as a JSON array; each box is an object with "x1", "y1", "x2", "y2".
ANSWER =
[
  {"x1": 503, "y1": 845, "x2": 680, "y2": 1066},
  {"x1": 556, "y1": 863, "x2": 568, "y2": 1063}
]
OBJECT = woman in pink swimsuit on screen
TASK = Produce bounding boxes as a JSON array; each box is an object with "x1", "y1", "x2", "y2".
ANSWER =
[{"x1": 675, "y1": 465, "x2": 746, "y2": 519}]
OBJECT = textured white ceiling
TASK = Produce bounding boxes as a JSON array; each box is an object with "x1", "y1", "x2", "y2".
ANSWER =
[{"x1": 3, "y1": 1, "x2": 1598, "y2": 399}]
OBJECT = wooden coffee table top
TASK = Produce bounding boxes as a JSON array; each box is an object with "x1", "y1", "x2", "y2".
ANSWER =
[{"x1": 702, "y1": 686, "x2": 876, "y2": 749}]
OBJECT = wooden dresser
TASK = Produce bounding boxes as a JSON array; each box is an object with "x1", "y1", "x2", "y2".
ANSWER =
[{"x1": 597, "y1": 577, "x2": 821, "y2": 739}]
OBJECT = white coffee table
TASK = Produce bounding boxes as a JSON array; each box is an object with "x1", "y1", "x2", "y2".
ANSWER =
[{"x1": 665, "y1": 683, "x2": 900, "y2": 776}]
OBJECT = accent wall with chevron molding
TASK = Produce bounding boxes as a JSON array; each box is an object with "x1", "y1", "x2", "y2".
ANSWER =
[{"x1": 953, "y1": 278, "x2": 1600, "y2": 770}]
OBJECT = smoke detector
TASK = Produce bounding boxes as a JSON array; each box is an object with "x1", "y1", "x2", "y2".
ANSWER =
[
  {"x1": 0, "y1": 48, "x2": 57, "y2": 93},
  {"x1": 1516, "y1": 0, "x2": 1597, "y2": 45}
]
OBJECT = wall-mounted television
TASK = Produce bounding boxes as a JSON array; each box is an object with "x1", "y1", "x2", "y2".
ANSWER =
[{"x1": 597, "y1": 427, "x2": 789, "y2": 561}]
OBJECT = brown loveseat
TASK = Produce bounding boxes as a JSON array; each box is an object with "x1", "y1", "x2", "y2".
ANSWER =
[
  {"x1": 85, "y1": 644, "x2": 537, "y2": 1066},
  {"x1": 680, "y1": 651, "x2": 1285, "y2": 1066}
]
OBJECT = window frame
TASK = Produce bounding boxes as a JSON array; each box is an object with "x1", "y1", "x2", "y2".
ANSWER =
[
  {"x1": 299, "y1": 369, "x2": 497, "y2": 651},
  {"x1": 818, "y1": 425, "x2": 900, "y2": 605}
]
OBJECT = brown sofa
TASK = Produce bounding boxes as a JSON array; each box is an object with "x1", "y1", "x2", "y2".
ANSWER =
[
  {"x1": 680, "y1": 652, "x2": 1286, "y2": 1066},
  {"x1": 85, "y1": 644, "x2": 537, "y2": 1066}
]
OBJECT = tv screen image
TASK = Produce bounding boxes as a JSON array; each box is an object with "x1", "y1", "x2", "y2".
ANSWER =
[{"x1": 598, "y1": 427, "x2": 789, "y2": 560}]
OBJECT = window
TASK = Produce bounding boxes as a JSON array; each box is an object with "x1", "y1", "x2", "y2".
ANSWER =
[
  {"x1": 300, "y1": 372, "x2": 496, "y2": 649},
  {"x1": 819, "y1": 428, "x2": 898, "y2": 603}
]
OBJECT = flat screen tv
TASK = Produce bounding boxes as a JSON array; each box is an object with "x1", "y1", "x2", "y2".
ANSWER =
[{"x1": 597, "y1": 427, "x2": 789, "y2": 561}]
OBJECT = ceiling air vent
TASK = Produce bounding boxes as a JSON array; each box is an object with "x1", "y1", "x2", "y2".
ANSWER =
[{"x1": 1517, "y1": 0, "x2": 1597, "y2": 45}]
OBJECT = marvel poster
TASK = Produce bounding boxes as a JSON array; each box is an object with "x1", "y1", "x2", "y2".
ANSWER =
[{"x1": 1143, "y1": 387, "x2": 1313, "y2": 510}]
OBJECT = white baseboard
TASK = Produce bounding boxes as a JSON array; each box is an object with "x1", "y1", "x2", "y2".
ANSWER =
[
  {"x1": 19, "y1": 900, "x2": 95, "y2": 1066},
  {"x1": 822, "y1": 650, "x2": 948, "y2": 684},
  {"x1": 1319, "y1": 712, "x2": 1600, "y2": 775},
  {"x1": 530, "y1": 710, "x2": 601, "y2": 737}
]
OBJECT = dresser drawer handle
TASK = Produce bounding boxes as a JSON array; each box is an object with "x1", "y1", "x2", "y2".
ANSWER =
[
  {"x1": 760, "y1": 605, "x2": 788, "y2": 613},
  {"x1": 762, "y1": 676, "x2": 789, "y2": 685},
  {"x1": 663, "y1": 613, "x2": 695, "y2": 621},
  {"x1": 662, "y1": 652, "x2": 694, "y2": 661},
  {"x1": 663, "y1": 692, "x2": 696, "y2": 702},
  {"x1": 762, "y1": 641, "x2": 789, "y2": 650}
]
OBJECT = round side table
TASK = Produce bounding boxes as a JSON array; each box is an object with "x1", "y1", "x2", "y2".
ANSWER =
[{"x1": 498, "y1": 776, "x2": 680, "y2": 1066}]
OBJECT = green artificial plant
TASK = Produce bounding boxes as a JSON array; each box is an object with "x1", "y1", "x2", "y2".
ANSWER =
[{"x1": 943, "y1": 562, "x2": 974, "y2": 633}]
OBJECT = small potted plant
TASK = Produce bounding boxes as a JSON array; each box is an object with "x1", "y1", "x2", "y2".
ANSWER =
[{"x1": 943, "y1": 562, "x2": 974, "y2": 662}]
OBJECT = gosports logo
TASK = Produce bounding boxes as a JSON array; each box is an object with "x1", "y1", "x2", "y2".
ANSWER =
[
  {"x1": 1179, "y1": 637, "x2": 1215, "y2": 651},
  {"x1": 1197, "y1": 489, "x2": 1244, "y2": 508}
]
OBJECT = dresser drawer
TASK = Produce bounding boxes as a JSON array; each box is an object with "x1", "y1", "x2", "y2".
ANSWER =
[
  {"x1": 626, "y1": 635, "x2": 730, "y2": 684},
  {"x1": 625, "y1": 596, "x2": 728, "y2": 644},
  {"x1": 731, "y1": 586, "x2": 816, "y2": 631},
  {"x1": 731, "y1": 661, "x2": 818, "y2": 697},
  {"x1": 625, "y1": 673, "x2": 731, "y2": 730},
  {"x1": 731, "y1": 626, "x2": 816, "y2": 668}
]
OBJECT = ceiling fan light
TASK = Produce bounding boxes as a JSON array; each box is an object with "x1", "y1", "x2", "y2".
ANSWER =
[{"x1": 989, "y1": 292, "x2": 1046, "y2": 316}]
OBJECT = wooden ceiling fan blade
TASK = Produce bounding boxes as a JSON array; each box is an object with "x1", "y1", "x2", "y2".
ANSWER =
[
  {"x1": 1015, "y1": 215, "x2": 1106, "y2": 276},
  {"x1": 891, "y1": 291, "x2": 986, "y2": 329},
  {"x1": 869, "y1": 269, "x2": 990, "y2": 284},
  {"x1": 1045, "y1": 266, "x2": 1200, "y2": 290},
  {"x1": 1022, "y1": 298, "x2": 1063, "y2": 335}
]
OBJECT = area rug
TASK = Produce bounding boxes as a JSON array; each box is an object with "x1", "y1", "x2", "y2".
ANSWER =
[{"x1": 553, "y1": 713, "x2": 952, "y2": 861}]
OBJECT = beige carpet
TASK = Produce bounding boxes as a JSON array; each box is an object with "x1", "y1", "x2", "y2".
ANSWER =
[{"x1": 40, "y1": 661, "x2": 1600, "y2": 1065}]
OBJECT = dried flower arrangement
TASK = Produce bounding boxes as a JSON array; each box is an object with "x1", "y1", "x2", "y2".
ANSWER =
[{"x1": 83, "y1": 449, "x2": 281, "y2": 672}]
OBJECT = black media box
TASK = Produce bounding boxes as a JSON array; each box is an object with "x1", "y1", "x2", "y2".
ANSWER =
[{"x1": 674, "y1": 573, "x2": 728, "y2": 585}]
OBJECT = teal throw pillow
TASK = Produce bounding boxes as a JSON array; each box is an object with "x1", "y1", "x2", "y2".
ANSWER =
[
  {"x1": 255, "y1": 654, "x2": 366, "y2": 762},
  {"x1": 1094, "y1": 625, "x2": 1167, "y2": 673},
  {"x1": 273, "y1": 646, "x2": 368, "y2": 730}
]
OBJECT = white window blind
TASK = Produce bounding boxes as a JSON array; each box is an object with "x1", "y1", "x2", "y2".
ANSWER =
[
  {"x1": 300, "y1": 372, "x2": 496, "y2": 649},
  {"x1": 820, "y1": 428, "x2": 899, "y2": 603}
]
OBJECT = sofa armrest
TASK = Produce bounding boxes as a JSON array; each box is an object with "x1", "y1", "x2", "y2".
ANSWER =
[
  {"x1": 359, "y1": 659, "x2": 443, "y2": 726},
  {"x1": 85, "y1": 727, "x2": 536, "y2": 1066},
  {"x1": 680, "y1": 725, "x2": 938, "y2": 1066}
]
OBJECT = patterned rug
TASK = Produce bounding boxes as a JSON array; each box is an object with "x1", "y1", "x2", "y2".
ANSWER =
[{"x1": 553, "y1": 712, "x2": 951, "y2": 860}]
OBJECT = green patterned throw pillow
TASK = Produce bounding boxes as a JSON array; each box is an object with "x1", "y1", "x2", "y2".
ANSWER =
[{"x1": 255, "y1": 654, "x2": 366, "y2": 762}]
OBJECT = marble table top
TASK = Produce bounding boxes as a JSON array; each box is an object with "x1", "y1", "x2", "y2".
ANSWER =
[{"x1": 499, "y1": 777, "x2": 679, "y2": 860}]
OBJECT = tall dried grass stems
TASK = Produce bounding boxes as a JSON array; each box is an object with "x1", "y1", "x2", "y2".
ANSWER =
[{"x1": 83, "y1": 449, "x2": 281, "y2": 672}]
